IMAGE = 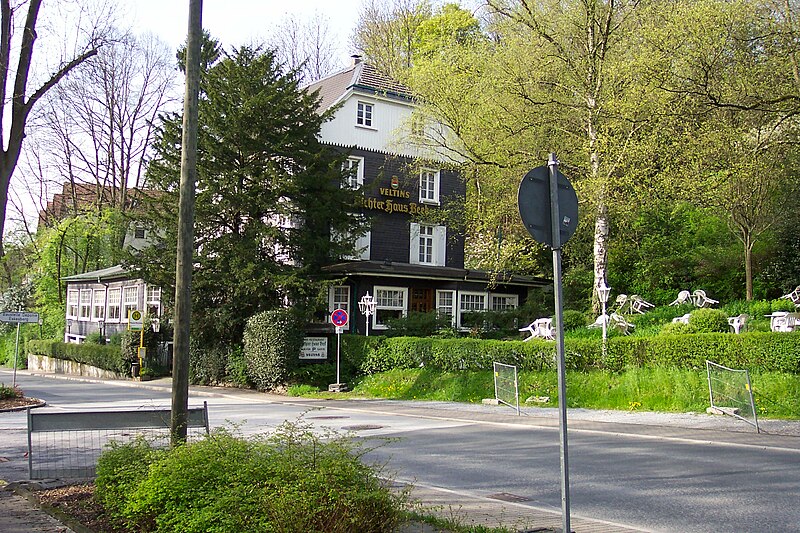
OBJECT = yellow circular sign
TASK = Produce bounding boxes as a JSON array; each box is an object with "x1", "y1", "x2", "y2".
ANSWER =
[{"x1": 131, "y1": 310, "x2": 142, "y2": 321}]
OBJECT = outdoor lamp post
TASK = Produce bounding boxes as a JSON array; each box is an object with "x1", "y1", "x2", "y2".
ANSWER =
[
  {"x1": 358, "y1": 293, "x2": 377, "y2": 337},
  {"x1": 597, "y1": 281, "x2": 611, "y2": 360}
]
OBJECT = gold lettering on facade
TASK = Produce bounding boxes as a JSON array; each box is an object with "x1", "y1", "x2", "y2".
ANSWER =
[
  {"x1": 379, "y1": 187, "x2": 411, "y2": 199},
  {"x1": 361, "y1": 196, "x2": 433, "y2": 215}
]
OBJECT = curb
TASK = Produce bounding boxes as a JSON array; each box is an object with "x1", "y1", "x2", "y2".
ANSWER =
[{"x1": 0, "y1": 398, "x2": 46, "y2": 413}]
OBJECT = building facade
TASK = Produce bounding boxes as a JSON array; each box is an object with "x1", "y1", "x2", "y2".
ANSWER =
[
  {"x1": 62, "y1": 265, "x2": 161, "y2": 343},
  {"x1": 309, "y1": 59, "x2": 547, "y2": 334}
]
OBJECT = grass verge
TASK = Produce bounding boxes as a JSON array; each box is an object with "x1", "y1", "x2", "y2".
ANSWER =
[{"x1": 290, "y1": 367, "x2": 800, "y2": 419}]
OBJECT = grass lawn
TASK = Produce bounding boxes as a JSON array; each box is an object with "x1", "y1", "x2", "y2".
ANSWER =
[{"x1": 290, "y1": 367, "x2": 800, "y2": 419}]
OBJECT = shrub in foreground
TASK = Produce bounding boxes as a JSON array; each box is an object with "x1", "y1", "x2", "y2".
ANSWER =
[{"x1": 95, "y1": 422, "x2": 407, "y2": 533}]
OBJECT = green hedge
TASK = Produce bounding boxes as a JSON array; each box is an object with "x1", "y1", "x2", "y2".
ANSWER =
[
  {"x1": 352, "y1": 332, "x2": 800, "y2": 375},
  {"x1": 27, "y1": 339, "x2": 130, "y2": 375},
  {"x1": 243, "y1": 309, "x2": 305, "y2": 390}
]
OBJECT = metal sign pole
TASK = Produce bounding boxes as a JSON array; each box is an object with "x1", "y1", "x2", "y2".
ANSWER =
[
  {"x1": 13, "y1": 322, "x2": 20, "y2": 388},
  {"x1": 548, "y1": 152, "x2": 571, "y2": 533},
  {"x1": 336, "y1": 327, "x2": 342, "y2": 384}
]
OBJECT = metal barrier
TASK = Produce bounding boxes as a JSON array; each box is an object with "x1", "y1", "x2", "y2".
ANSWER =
[{"x1": 27, "y1": 403, "x2": 209, "y2": 479}]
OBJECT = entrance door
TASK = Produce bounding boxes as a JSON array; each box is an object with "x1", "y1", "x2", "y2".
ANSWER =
[{"x1": 410, "y1": 288, "x2": 434, "y2": 313}]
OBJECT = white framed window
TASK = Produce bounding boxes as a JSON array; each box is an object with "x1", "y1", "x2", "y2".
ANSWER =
[
  {"x1": 107, "y1": 288, "x2": 121, "y2": 321},
  {"x1": 79, "y1": 290, "x2": 92, "y2": 320},
  {"x1": 374, "y1": 286, "x2": 408, "y2": 329},
  {"x1": 419, "y1": 169, "x2": 440, "y2": 205},
  {"x1": 328, "y1": 286, "x2": 350, "y2": 315},
  {"x1": 491, "y1": 294, "x2": 519, "y2": 311},
  {"x1": 342, "y1": 156, "x2": 364, "y2": 189},
  {"x1": 357, "y1": 101, "x2": 373, "y2": 127},
  {"x1": 333, "y1": 227, "x2": 371, "y2": 261},
  {"x1": 146, "y1": 286, "x2": 162, "y2": 317},
  {"x1": 458, "y1": 291, "x2": 487, "y2": 330},
  {"x1": 66, "y1": 290, "x2": 79, "y2": 319},
  {"x1": 436, "y1": 290, "x2": 455, "y2": 326},
  {"x1": 93, "y1": 289, "x2": 106, "y2": 321},
  {"x1": 123, "y1": 286, "x2": 139, "y2": 322},
  {"x1": 410, "y1": 223, "x2": 446, "y2": 266}
]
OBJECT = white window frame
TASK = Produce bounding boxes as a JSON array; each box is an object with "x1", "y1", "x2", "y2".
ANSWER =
[
  {"x1": 373, "y1": 286, "x2": 408, "y2": 330},
  {"x1": 123, "y1": 286, "x2": 139, "y2": 322},
  {"x1": 92, "y1": 289, "x2": 106, "y2": 321},
  {"x1": 410, "y1": 223, "x2": 446, "y2": 266},
  {"x1": 356, "y1": 101, "x2": 374, "y2": 128},
  {"x1": 342, "y1": 156, "x2": 364, "y2": 189},
  {"x1": 66, "y1": 290, "x2": 79, "y2": 320},
  {"x1": 328, "y1": 285, "x2": 350, "y2": 316},
  {"x1": 146, "y1": 286, "x2": 162, "y2": 317},
  {"x1": 419, "y1": 169, "x2": 440, "y2": 205},
  {"x1": 78, "y1": 290, "x2": 92, "y2": 321},
  {"x1": 458, "y1": 291, "x2": 488, "y2": 330},
  {"x1": 436, "y1": 290, "x2": 456, "y2": 326},
  {"x1": 107, "y1": 288, "x2": 121, "y2": 322},
  {"x1": 491, "y1": 294, "x2": 519, "y2": 311}
]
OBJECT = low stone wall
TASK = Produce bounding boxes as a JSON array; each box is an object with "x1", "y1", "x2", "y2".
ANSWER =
[{"x1": 27, "y1": 353, "x2": 127, "y2": 380}]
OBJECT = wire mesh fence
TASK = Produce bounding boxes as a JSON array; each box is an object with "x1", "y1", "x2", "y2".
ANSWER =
[
  {"x1": 27, "y1": 403, "x2": 210, "y2": 479},
  {"x1": 706, "y1": 360, "x2": 759, "y2": 433},
  {"x1": 493, "y1": 362, "x2": 520, "y2": 415}
]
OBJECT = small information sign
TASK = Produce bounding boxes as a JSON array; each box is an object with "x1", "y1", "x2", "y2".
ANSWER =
[
  {"x1": 300, "y1": 337, "x2": 328, "y2": 360},
  {"x1": 0, "y1": 311, "x2": 40, "y2": 324},
  {"x1": 128, "y1": 310, "x2": 144, "y2": 331}
]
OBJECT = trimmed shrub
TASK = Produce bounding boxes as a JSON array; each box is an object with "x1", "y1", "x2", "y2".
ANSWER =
[
  {"x1": 28, "y1": 339, "x2": 129, "y2": 375},
  {"x1": 384, "y1": 311, "x2": 452, "y2": 337},
  {"x1": 660, "y1": 321, "x2": 697, "y2": 335},
  {"x1": 243, "y1": 309, "x2": 305, "y2": 390},
  {"x1": 352, "y1": 332, "x2": 800, "y2": 377},
  {"x1": 689, "y1": 308, "x2": 729, "y2": 333}
]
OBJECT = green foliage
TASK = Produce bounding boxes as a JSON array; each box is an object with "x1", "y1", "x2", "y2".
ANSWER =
[
  {"x1": 660, "y1": 321, "x2": 697, "y2": 335},
  {"x1": 689, "y1": 308, "x2": 729, "y2": 333},
  {"x1": 95, "y1": 437, "x2": 165, "y2": 520},
  {"x1": 188, "y1": 339, "x2": 229, "y2": 385},
  {"x1": 243, "y1": 309, "x2": 305, "y2": 390},
  {"x1": 94, "y1": 422, "x2": 407, "y2": 532},
  {"x1": 561, "y1": 310, "x2": 587, "y2": 331},
  {"x1": 84, "y1": 332, "x2": 106, "y2": 345},
  {"x1": 0, "y1": 382, "x2": 22, "y2": 399},
  {"x1": 384, "y1": 311, "x2": 454, "y2": 337},
  {"x1": 28, "y1": 339, "x2": 130, "y2": 375}
]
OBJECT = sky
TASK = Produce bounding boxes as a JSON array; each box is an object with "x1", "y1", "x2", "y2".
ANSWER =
[
  {"x1": 128, "y1": 0, "x2": 364, "y2": 65},
  {"x1": 6, "y1": 1, "x2": 367, "y2": 234}
]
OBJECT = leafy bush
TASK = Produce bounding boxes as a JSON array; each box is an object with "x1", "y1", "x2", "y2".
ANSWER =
[
  {"x1": 0, "y1": 382, "x2": 22, "y2": 399},
  {"x1": 561, "y1": 310, "x2": 587, "y2": 331},
  {"x1": 188, "y1": 339, "x2": 229, "y2": 385},
  {"x1": 689, "y1": 308, "x2": 729, "y2": 333},
  {"x1": 384, "y1": 311, "x2": 452, "y2": 337},
  {"x1": 95, "y1": 437, "x2": 165, "y2": 520},
  {"x1": 660, "y1": 321, "x2": 697, "y2": 335},
  {"x1": 225, "y1": 345, "x2": 250, "y2": 387},
  {"x1": 94, "y1": 422, "x2": 407, "y2": 533},
  {"x1": 28, "y1": 339, "x2": 130, "y2": 375},
  {"x1": 84, "y1": 332, "x2": 106, "y2": 345},
  {"x1": 243, "y1": 309, "x2": 305, "y2": 390}
]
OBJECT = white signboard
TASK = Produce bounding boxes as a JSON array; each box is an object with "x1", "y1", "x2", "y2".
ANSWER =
[
  {"x1": 128, "y1": 309, "x2": 144, "y2": 331},
  {"x1": 300, "y1": 337, "x2": 328, "y2": 360},
  {"x1": 0, "y1": 311, "x2": 40, "y2": 323}
]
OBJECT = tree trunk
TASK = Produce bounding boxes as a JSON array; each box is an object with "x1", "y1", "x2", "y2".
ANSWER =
[{"x1": 744, "y1": 232, "x2": 753, "y2": 301}]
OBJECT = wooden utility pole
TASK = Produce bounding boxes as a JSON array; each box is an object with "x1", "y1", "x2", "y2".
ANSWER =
[{"x1": 171, "y1": 0, "x2": 202, "y2": 446}]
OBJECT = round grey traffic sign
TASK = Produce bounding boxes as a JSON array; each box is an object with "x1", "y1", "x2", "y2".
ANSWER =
[{"x1": 517, "y1": 165, "x2": 579, "y2": 248}]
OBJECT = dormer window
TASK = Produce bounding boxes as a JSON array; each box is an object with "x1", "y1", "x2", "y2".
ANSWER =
[
  {"x1": 419, "y1": 169, "x2": 440, "y2": 205},
  {"x1": 357, "y1": 101, "x2": 373, "y2": 127}
]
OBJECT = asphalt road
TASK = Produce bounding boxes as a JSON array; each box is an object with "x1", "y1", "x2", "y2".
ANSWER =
[{"x1": 2, "y1": 370, "x2": 799, "y2": 533}]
